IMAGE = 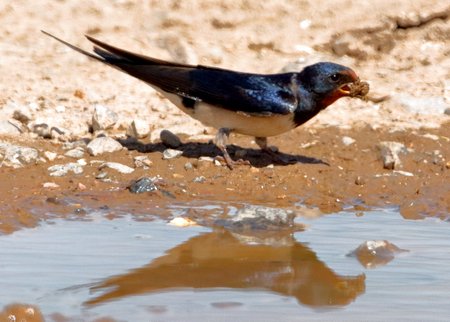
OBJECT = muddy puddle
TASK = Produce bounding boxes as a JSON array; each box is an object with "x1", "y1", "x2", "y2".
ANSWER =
[{"x1": 1, "y1": 205, "x2": 449, "y2": 322}]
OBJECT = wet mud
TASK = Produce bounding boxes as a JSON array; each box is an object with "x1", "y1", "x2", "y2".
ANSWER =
[{"x1": 1, "y1": 125, "x2": 449, "y2": 235}]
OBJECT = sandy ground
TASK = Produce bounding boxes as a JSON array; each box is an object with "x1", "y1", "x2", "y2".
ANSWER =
[{"x1": 0, "y1": 1, "x2": 449, "y2": 230}]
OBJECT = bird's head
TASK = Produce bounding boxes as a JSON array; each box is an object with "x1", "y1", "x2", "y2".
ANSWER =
[{"x1": 298, "y1": 62, "x2": 366, "y2": 108}]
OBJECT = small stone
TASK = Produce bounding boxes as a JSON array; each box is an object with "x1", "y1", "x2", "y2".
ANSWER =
[
  {"x1": 74, "y1": 89, "x2": 85, "y2": 99},
  {"x1": 87, "y1": 137, "x2": 122, "y2": 156},
  {"x1": 395, "y1": 94, "x2": 447, "y2": 115},
  {"x1": 129, "y1": 177, "x2": 158, "y2": 193},
  {"x1": 342, "y1": 136, "x2": 356, "y2": 146},
  {"x1": 13, "y1": 109, "x2": 32, "y2": 124},
  {"x1": 48, "y1": 162, "x2": 84, "y2": 176},
  {"x1": 30, "y1": 123, "x2": 51, "y2": 139},
  {"x1": 193, "y1": 176, "x2": 206, "y2": 183},
  {"x1": 422, "y1": 133, "x2": 439, "y2": 141},
  {"x1": 100, "y1": 162, "x2": 135, "y2": 174},
  {"x1": 162, "y1": 148, "x2": 183, "y2": 160},
  {"x1": 198, "y1": 156, "x2": 214, "y2": 162},
  {"x1": 43, "y1": 182, "x2": 60, "y2": 189},
  {"x1": 184, "y1": 162, "x2": 193, "y2": 170},
  {"x1": 0, "y1": 142, "x2": 39, "y2": 167},
  {"x1": 393, "y1": 170, "x2": 414, "y2": 177},
  {"x1": 348, "y1": 240, "x2": 408, "y2": 268},
  {"x1": 160, "y1": 129, "x2": 182, "y2": 148},
  {"x1": 355, "y1": 176, "x2": 365, "y2": 185},
  {"x1": 77, "y1": 158, "x2": 87, "y2": 166},
  {"x1": 250, "y1": 167, "x2": 260, "y2": 173},
  {"x1": 62, "y1": 140, "x2": 87, "y2": 150},
  {"x1": 55, "y1": 105, "x2": 66, "y2": 113},
  {"x1": 0, "y1": 120, "x2": 22, "y2": 135},
  {"x1": 214, "y1": 159, "x2": 222, "y2": 166},
  {"x1": 168, "y1": 217, "x2": 197, "y2": 227},
  {"x1": 77, "y1": 182, "x2": 87, "y2": 190},
  {"x1": 44, "y1": 151, "x2": 58, "y2": 161},
  {"x1": 134, "y1": 155, "x2": 153, "y2": 168},
  {"x1": 215, "y1": 205, "x2": 297, "y2": 231},
  {"x1": 299, "y1": 19, "x2": 311, "y2": 29},
  {"x1": 378, "y1": 141, "x2": 408, "y2": 170},
  {"x1": 64, "y1": 147, "x2": 85, "y2": 159},
  {"x1": 445, "y1": 108, "x2": 450, "y2": 116},
  {"x1": 96, "y1": 171, "x2": 108, "y2": 179},
  {"x1": 126, "y1": 119, "x2": 150, "y2": 139},
  {"x1": 92, "y1": 104, "x2": 118, "y2": 131}
]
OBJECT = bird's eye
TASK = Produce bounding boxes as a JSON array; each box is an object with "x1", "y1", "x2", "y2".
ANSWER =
[{"x1": 329, "y1": 73, "x2": 341, "y2": 82}]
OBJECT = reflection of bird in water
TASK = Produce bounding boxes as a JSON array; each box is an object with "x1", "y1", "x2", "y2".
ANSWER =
[{"x1": 85, "y1": 230, "x2": 365, "y2": 307}]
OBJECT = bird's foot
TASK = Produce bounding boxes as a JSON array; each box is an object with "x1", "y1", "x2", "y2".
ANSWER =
[{"x1": 214, "y1": 155, "x2": 251, "y2": 169}]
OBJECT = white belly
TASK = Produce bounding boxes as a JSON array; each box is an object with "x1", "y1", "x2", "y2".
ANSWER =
[{"x1": 162, "y1": 92, "x2": 296, "y2": 138}]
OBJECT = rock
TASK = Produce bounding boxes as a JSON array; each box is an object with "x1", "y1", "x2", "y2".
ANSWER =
[
  {"x1": 95, "y1": 171, "x2": 109, "y2": 180},
  {"x1": 184, "y1": 162, "x2": 193, "y2": 170},
  {"x1": 160, "y1": 129, "x2": 182, "y2": 148},
  {"x1": 0, "y1": 142, "x2": 39, "y2": 168},
  {"x1": 77, "y1": 182, "x2": 87, "y2": 190},
  {"x1": 87, "y1": 137, "x2": 122, "y2": 156},
  {"x1": 193, "y1": 176, "x2": 206, "y2": 183},
  {"x1": 395, "y1": 94, "x2": 447, "y2": 115},
  {"x1": 198, "y1": 156, "x2": 214, "y2": 162},
  {"x1": 48, "y1": 162, "x2": 84, "y2": 176},
  {"x1": 92, "y1": 104, "x2": 118, "y2": 131},
  {"x1": 0, "y1": 120, "x2": 22, "y2": 135},
  {"x1": 128, "y1": 177, "x2": 158, "y2": 193},
  {"x1": 134, "y1": 155, "x2": 153, "y2": 168},
  {"x1": 12, "y1": 109, "x2": 32, "y2": 124},
  {"x1": 43, "y1": 182, "x2": 60, "y2": 189},
  {"x1": 77, "y1": 158, "x2": 87, "y2": 166},
  {"x1": 168, "y1": 217, "x2": 197, "y2": 227},
  {"x1": 126, "y1": 119, "x2": 150, "y2": 139},
  {"x1": 215, "y1": 205, "x2": 298, "y2": 232},
  {"x1": 30, "y1": 122, "x2": 63, "y2": 139},
  {"x1": 299, "y1": 19, "x2": 312, "y2": 29},
  {"x1": 355, "y1": 176, "x2": 365, "y2": 185},
  {"x1": 99, "y1": 162, "x2": 134, "y2": 174},
  {"x1": 44, "y1": 151, "x2": 58, "y2": 161},
  {"x1": 378, "y1": 141, "x2": 408, "y2": 170},
  {"x1": 55, "y1": 105, "x2": 66, "y2": 113},
  {"x1": 62, "y1": 140, "x2": 87, "y2": 150},
  {"x1": 342, "y1": 136, "x2": 356, "y2": 146},
  {"x1": 444, "y1": 108, "x2": 450, "y2": 116},
  {"x1": 348, "y1": 240, "x2": 408, "y2": 268},
  {"x1": 64, "y1": 147, "x2": 85, "y2": 159},
  {"x1": 422, "y1": 133, "x2": 439, "y2": 141},
  {"x1": 162, "y1": 148, "x2": 183, "y2": 160}
]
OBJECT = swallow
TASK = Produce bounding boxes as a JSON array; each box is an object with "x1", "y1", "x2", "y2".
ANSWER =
[{"x1": 42, "y1": 31, "x2": 369, "y2": 169}]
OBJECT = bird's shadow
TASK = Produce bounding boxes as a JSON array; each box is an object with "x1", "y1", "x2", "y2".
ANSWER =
[{"x1": 118, "y1": 138, "x2": 328, "y2": 168}]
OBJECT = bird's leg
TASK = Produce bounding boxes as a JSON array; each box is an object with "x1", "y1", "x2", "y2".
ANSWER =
[
  {"x1": 255, "y1": 136, "x2": 297, "y2": 165},
  {"x1": 215, "y1": 128, "x2": 234, "y2": 169},
  {"x1": 255, "y1": 137, "x2": 278, "y2": 153}
]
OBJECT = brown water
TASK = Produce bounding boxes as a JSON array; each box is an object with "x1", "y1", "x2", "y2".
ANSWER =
[{"x1": 1, "y1": 207, "x2": 450, "y2": 321}]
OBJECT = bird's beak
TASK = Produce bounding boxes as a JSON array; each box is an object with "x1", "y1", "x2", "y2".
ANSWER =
[
  {"x1": 338, "y1": 83, "x2": 353, "y2": 95},
  {"x1": 338, "y1": 69, "x2": 361, "y2": 96}
]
